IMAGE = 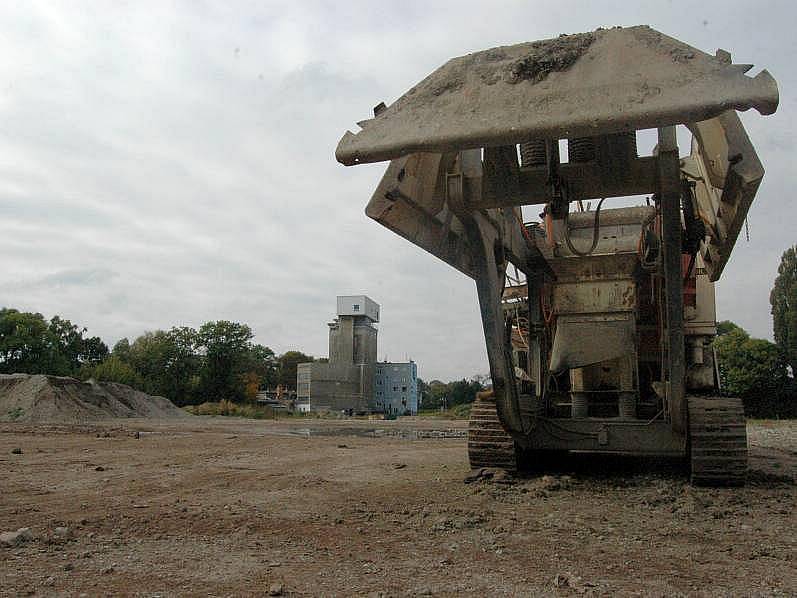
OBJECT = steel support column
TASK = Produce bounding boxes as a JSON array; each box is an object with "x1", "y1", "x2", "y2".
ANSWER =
[
  {"x1": 447, "y1": 150, "x2": 525, "y2": 436},
  {"x1": 464, "y1": 213, "x2": 525, "y2": 436},
  {"x1": 658, "y1": 126, "x2": 686, "y2": 434}
]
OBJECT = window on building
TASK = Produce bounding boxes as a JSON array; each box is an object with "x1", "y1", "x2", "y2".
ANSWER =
[
  {"x1": 402, "y1": 386, "x2": 407, "y2": 392},
  {"x1": 393, "y1": 386, "x2": 398, "y2": 392},
  {"x1": 353, "y1": 304, "x2": 360, "y2": 311}
]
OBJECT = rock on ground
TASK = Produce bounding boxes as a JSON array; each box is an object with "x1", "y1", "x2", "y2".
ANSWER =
[{"x1": 0, "y1": 527, "x2": 33, "y2": 547}]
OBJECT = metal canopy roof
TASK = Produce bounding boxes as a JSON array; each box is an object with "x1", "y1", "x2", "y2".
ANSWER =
[{"x1": 336, "y1": 26, "x2": 778, "y2": 165}]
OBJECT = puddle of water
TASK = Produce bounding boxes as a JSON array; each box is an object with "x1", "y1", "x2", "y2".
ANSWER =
[
  {"x1": 130, "y1": 425, "x2": 466, "y2": 441},
  {"x1": 282, "y1": 427, "x2": 466, "y2": 440}
]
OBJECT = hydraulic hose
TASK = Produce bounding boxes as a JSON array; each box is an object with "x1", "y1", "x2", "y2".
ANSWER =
[{"x1": 563, "y1": 197, "x2": 606, "y2": 256}]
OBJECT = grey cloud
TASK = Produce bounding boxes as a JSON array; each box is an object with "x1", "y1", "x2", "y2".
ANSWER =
[{"x1": 8, "y1": 267, "x2": 118, "y2": 291}]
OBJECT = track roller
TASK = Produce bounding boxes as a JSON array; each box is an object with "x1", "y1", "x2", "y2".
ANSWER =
[
  {"x1": 468, "y1": 393, "x2": 517, "y2": 471},
  {"x1": 688, "y1": 396, "x2": 748, "y2": 486}
]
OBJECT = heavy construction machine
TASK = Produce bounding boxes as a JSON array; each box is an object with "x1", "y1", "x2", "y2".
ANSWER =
[{"x1": 335, "y1": 26, "x2": 779, "y2": 485}]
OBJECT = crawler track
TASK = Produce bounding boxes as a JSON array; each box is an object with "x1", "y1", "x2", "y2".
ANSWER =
[
  {"x1": 468, "y1": 394, "x2": 517, "y2": 471},
  {"x1": 688, "y1": 396, "x2": 748, "y2": 486}
]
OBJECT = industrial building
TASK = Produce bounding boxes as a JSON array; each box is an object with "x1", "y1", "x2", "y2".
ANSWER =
[
  {"x1": 296, "y1": 296, "x2": 418, "y2": 414},
  {"x1": 374, "y1": 361, "x2": 418, "y2": 416}
]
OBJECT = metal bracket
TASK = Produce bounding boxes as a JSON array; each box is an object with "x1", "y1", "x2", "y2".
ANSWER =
[{"x1": 445, "y1": 172, "x2": 464, "y2": 210}]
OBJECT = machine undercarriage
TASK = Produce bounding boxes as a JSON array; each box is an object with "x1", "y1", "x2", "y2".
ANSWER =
[{"x1": 337, "y1": 26, "x2": 778, "y2": 485}]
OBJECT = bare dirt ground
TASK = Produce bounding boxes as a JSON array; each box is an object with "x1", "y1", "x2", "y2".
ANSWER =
[{"x1": 1, "y1": 417, "x2": 795, "y2": 597}]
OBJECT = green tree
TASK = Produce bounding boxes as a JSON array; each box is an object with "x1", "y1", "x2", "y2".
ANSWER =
[
  {"x1": 45, "y1": 316, "x2": 85, "y2": 374},
  {"x1": 126, "y1": 327, "x2": 201, "y2": 405},
  {"x1": 0, "y1": 309, "x2": 48, "y2": 373},
  {"x1": 417, "y1": 377, "x2": 431, "y2": 408},
  {"x1": 112, "y1": 338, "x2": 132, "y2": 362},
  {"x1": 770, "y1": 245, "x2": 797, "y2": 374},
  {"x1": 129, "y1": 330, "x2": 171, "y2": 392},
  {"x1": 447, "y1": 378, "x2": 485, "y2": 406},
  {"x1": 419, "y1": 377, "x2": 485, "y2": 410},
  {"x1": 713, "y1": 324, "x2": 791, "y2": 416},
  {"x1": 277, "y1": 351, "x2": 314, "y2": 390},
  {"x1": 124, "y1": 323, "x2": 280, "y2": 405},
  {"x1": 81, "y1": 354, "x2": 142, "y2": 387},
  {"x1": 242, "y1": 344, "x2": 278, "y2": 389},
  {"x1": 128, "y1": 328, "x2": 199, "y2": 404},
  {"x1": 197, "y1": 321, "x2": 254, "y2": 402},
  {"x1": 0, "y1": 309, "x2": 106, "y2": 376},
  {"x1": 424, "y1": 380, "x2": 448, "y2": 410},
  {"x1": 716, "y1": 320, "x2": 741, "y2": 336},
  {"x1": 164, "y1": 327, "x2": 201, "y2": 404},
  {"x1": 81, "y1": 335, "x2": 109, "y2": 367}
]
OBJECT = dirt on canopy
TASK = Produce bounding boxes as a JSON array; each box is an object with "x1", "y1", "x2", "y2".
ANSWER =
[
  {"x1": 506, "y1": 32, "x2": 595, "y2": 84},
  {"x1": 0, "y1": 374, "x2": 185, "y2": 424},
  {"x1": 414, "y1": 31, "x2": 597, "y2": 99}
]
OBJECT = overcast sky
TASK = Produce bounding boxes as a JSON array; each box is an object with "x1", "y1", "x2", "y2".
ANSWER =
[{"x1": 1, "y1": 1, "x2": 793, "y2": 381}]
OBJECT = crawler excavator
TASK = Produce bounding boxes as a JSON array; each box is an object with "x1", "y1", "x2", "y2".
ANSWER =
[{"x1": 335, "y1": 26, "x2": 778, "y2": 485}]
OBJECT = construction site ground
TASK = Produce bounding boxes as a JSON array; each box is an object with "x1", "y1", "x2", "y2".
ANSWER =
[{"x1": 1, "y1": 417, "x2": 795, "y2": 597}]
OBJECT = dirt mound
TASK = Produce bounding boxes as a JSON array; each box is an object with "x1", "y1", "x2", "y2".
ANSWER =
[{"x1": 0, "y1": 374, "x2": 186, "y2": 423}]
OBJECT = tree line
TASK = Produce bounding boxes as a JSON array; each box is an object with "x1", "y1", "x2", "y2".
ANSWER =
[
  {"x1": 714, "y1": 244, "x2": 797, "y2": 418},
  {"x1": 714, "y1": 320, "x2": 795, "y2": 417},
  {"x1": 0, "y1": 309, "x2": 107, "y2": 377},
  {"x1": 416, "y1": 377, "x2": 487, "y2": 411},
  {"x1": 0, "y1": 309, "x2": 313, "y2": 407}
]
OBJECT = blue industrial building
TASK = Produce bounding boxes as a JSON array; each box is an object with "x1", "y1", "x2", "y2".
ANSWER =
[{"x1": 375, "y1": 361, "x2": 418, "y2": 416}]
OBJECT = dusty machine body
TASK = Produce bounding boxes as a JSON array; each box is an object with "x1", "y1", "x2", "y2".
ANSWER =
[{"x1": 336, "y1": 26, "x2": 778, "y2": 485}]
